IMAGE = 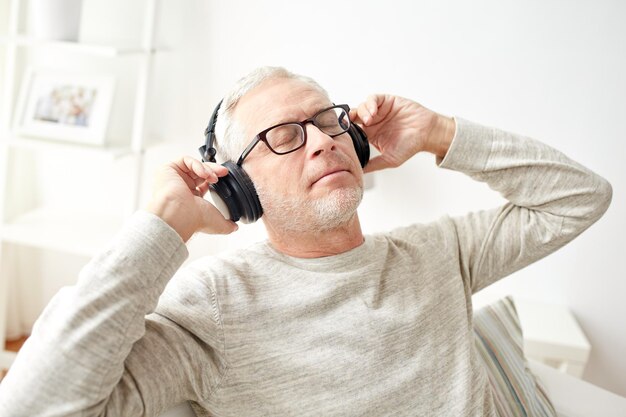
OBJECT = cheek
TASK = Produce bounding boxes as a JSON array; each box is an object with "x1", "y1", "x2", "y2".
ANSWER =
[
  {"x1": 338, "y1": 140, "x2": 363, "y2": 170},
  {"x1": 245, "y1": 160, "x2": 303, "y2": 196}
]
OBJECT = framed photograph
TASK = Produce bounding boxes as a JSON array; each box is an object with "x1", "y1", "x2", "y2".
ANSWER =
[{"x1": 15, "y1": 67, "x2": 115, "y2": 146}]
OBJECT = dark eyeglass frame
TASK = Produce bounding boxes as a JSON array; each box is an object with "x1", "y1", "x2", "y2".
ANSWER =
[{"x1": 236, "y1": 104, "x2": 351, "y2": 166}]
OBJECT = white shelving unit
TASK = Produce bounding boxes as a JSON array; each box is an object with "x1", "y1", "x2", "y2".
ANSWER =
[
  {"x1": 0, "y1": 35, "x2": 160, "y2": 57},
  {"x1": 0, "y1": 0, "x2": 161, "y2": 369},
  {"x1": 514, "y1": 297, "x2": 591, "y2": 378},
  {"x1": 1, "y1": 207, "x2": 126, "y2": 257}
]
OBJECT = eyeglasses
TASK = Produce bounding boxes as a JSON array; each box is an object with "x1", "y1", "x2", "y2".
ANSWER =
[{"x1": 236, "y1": 104, "x2": 351, "y2": 165}]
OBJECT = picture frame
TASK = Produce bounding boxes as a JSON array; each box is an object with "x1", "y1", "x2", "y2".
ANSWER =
[{"x1": 14, "y1": 67, "x2": 115, "y2": 146}]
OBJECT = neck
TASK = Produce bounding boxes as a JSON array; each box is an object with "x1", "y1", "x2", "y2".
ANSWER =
[{"x1": 264, "y1": 214, "x2": 364, "y2": 258}]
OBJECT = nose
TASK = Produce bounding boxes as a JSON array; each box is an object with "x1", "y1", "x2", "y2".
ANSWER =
[{"x1": 305, "y1": 124, "x2": 336, "y2": 158}]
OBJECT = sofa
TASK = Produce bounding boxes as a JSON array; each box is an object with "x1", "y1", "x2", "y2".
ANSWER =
[{"x1": 526, "y1": 359, "x2": 626, "y2": 417}]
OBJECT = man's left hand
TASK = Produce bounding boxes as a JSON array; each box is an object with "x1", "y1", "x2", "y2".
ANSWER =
[{"x1": 350, "y1": 94, "x2": 455, "y2": 173}]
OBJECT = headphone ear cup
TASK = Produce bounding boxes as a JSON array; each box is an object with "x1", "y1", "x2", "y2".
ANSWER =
[
  {"x1": 348, "y1": 123, "x2": 370, "y2": 168},
  {"x1": 208, "y1": 161, "x2": 263, "y2": 224}
]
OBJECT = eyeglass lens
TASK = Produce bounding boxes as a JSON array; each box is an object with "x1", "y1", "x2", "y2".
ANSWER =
[{"x1": 265, "y1": 106, "x2": 350, "y2": 154}]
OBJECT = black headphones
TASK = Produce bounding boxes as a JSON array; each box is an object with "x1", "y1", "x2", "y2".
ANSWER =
[{"x1": 198, "y1": 99, "x2": 370, "y2": 223}]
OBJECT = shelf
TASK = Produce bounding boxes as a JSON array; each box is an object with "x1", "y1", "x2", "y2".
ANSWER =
[
  {"x1": 0, "y1": 35, "x2": 162, "y2": 57},
  {"x1": 0, "y1": 0, "x2": 160, "y2": 373},
  {"x1": 2, "y1": 135, "x2": 135, "y2": 159},
  {"x1": 0, "y1": 349, "x2": 17, "y2": 370},
  {"x1": 1, "y1": 207, "x2": 125, "y2": 257},
  {"x1": 514, "y1": 297, "x2": 591, "y2": 378}
]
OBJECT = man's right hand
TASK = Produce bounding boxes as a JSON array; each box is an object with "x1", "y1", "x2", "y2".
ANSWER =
[{"x1": 146, "y1": 156, "x2": 238, "y2": 242}]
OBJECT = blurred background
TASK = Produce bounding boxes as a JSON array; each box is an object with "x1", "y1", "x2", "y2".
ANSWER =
[{"x1": 0, "y1": 0, "x2": 624, "y2": 395}]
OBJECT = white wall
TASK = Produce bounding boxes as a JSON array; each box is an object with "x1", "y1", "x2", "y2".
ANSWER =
[{"x1": 3, "y1": 0, "x2": 625, "y2": 396}]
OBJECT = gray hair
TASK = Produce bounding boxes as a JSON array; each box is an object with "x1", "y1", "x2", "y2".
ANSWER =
[{"x1": 213, "y1": 66, "x2": 330, "y2": 162}]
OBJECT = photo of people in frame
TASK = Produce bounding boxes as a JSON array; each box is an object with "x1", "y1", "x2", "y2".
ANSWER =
[{"x1": 33, "y1": 85, "x2": 98, "y2": 127}]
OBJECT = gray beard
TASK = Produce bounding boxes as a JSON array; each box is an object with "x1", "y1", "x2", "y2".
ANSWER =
[{"x1": 256, "y1": 185, "x2": 363, "y2": 233}]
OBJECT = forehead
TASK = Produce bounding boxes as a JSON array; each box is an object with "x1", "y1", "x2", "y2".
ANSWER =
[{"x1": 234, "y1": 78, "x2": 331, "y2": 137}]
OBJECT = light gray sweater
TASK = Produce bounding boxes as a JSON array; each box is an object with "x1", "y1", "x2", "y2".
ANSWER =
[{"x1": 0, "y1": 118, "x2": 612, "y2": 417}]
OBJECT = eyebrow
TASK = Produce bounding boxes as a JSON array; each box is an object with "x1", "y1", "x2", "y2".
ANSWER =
[{"x1": 270, "y1": 104, "x2": 332, "y2": 126}]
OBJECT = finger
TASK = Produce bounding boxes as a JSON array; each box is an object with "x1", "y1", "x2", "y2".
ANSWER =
[
  {"x1": 198, "y1": 161, "x2": 229, "y2": 185},
  {"x1": 350, "y1": 108, "x2": 367, "y2": 126},
  {"x1": 193, "y1": 176, "x2": 208, "y2": 188},
  {"x1": 202, "y1": 161, "x2": 229, "y2": 177},
  {"x1": 356, "y1": 101, "x2": 372, "y2": 125},
  {"x1": 363, "y1": 94, "x2": 393, "y2": 126},
  {"x1": 167, "y1": 162, "x2": 198, "y2": 190},
  {"x1": 189, "y1": 164, "x2": 228, "y2": 194},
  {"x1": 365, "y1": 94, "x2": 381, "y2": 116},
  {"x1": 167, "y1": 156, "x2": 216, "y2": 191},
  {"x1": 356, "y1": 94, "x2": 383, "y2": 125},
  {"x1": 196, "y1": 180, "x2": 211, "y2": 196},
  {"x1": 349, "y1": 108, "x2": 358, "y2": 122},
  {"x1": 179, "y1": 156, "x2": 218, "y2": 182}
]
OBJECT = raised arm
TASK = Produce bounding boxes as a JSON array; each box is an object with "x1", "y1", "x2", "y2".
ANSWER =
[
  {"x1": 352, "y1": 95, "x2": 612, "y2": 293},
  {"x1": 0, "y1": 157, "x2": 237, "y2": 416},
  {"x1": 438, "y1": 118, "x2": 612, "y2": 293}
]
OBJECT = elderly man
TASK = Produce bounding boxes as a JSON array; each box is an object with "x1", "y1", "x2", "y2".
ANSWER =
[{"x1": 0, "y1": 66, "x2": 612, "y2": 416}]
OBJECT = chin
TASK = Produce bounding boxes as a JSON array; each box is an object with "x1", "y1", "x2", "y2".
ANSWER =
[
  {"x1": 260, "y1": 184, "x2": 363, "y2": 233},
  {"x1": 308, "y1": 186, "x2": 363, "y2": 230}
]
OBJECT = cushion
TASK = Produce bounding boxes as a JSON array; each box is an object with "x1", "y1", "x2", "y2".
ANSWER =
[{"x1": 473, "y1": 295, "x2": 557, "y2": 417}]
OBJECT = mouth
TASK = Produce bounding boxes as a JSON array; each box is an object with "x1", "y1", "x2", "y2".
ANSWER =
[{"x1": 311, "y1": 168, "x2": 350, "y2": 186}]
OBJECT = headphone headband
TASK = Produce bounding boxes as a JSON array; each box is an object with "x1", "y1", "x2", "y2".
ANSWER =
[{"x1": 199, "y1": 99, "x2": 223, "y2": 163}]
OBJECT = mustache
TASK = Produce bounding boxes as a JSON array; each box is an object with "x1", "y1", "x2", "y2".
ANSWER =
[{"x1": 306, "y1": 153, "x2": 359, "y2": 186}]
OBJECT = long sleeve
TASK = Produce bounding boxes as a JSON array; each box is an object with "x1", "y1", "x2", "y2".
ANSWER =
[
  {"x1": 436, "y1": 117, "x2": 612, "y2": 294},
  {"x1": 0, "y1": 211, "x2": 223, "y2": 417}
]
